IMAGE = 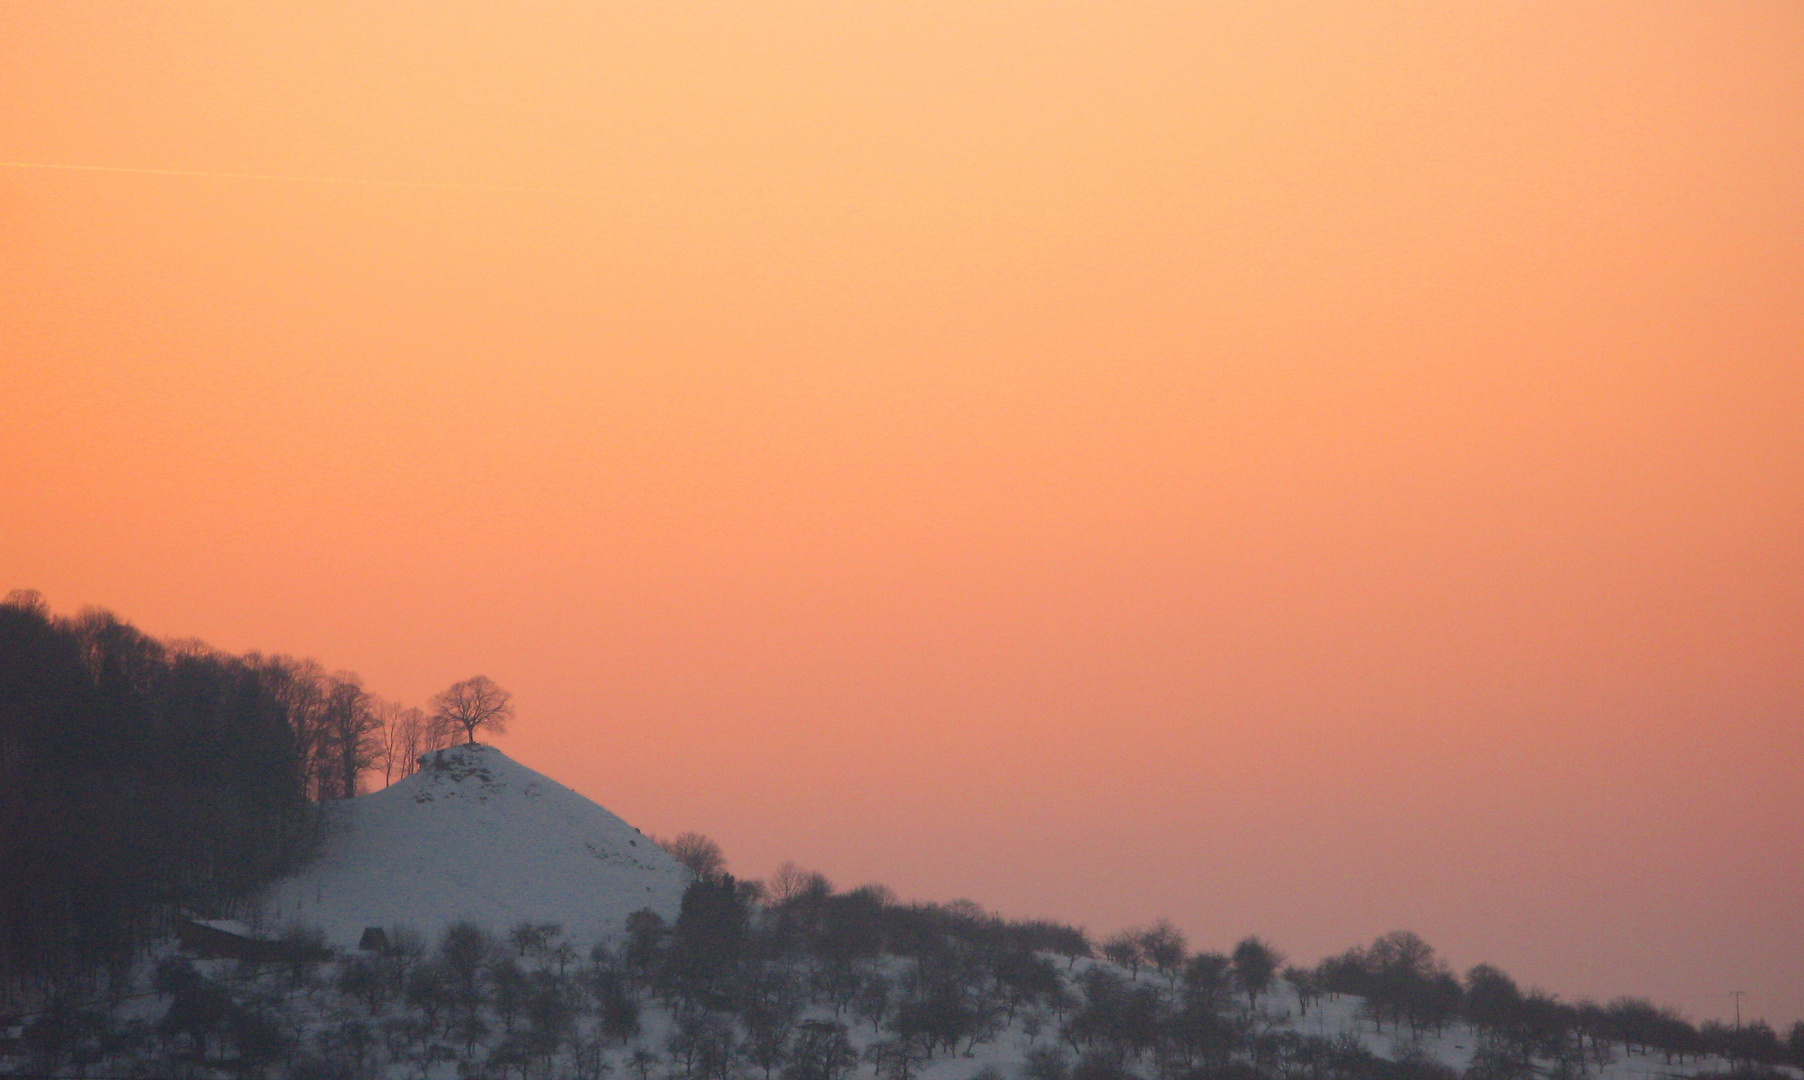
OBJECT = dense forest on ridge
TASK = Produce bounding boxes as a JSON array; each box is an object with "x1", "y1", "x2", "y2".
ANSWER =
[{"x1": 0, "y1": 591, "x2": 460, "y2": 993}]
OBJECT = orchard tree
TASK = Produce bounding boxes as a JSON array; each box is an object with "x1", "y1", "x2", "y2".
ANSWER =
[
  {"x1": 430, "y1": 675, "x2": 514, "y2": 745},
  {"x1": 1183, "y1": 952, "x2": 1235, "y2": 1013},
  {"x1": 1231, "y1": 936, "x2": 1284, "y2": 1008},
  {"x1": 1284, "y1": 966, "x2": 1321, "y2": 1017},
  {"x1": 1138, "y1": 920, "x2": 1187, "y2": 980},
  {"x1": 1102, "y1": 930, "x2": 1143, "y2": 977}
]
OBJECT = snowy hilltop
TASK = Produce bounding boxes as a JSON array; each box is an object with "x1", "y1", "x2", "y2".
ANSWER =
[{"x1": 257, "y1": 744, "x2": 691, "y2": 948}]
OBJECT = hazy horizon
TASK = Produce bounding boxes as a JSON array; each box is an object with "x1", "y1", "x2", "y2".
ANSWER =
[{"x1": 4, "y1": 1, "x2": 1800, "y2": 1030}]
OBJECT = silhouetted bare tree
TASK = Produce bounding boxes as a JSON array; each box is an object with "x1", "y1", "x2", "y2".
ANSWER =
[
  {"x1": 662, "y1": 832, "x2": 728, "y2": 881},
  {"x1": 430, "y1": 675, "x2": 514, "y2": 746},
  {"x1": 374, "y1": 702, "x2": 445, "y2": 784},
  {"x1": 322, "y1": 673, "x2": 380, "y2": 799},
  {"x1": 372, "y1": 699, "x2": 406, "y2": 786}
]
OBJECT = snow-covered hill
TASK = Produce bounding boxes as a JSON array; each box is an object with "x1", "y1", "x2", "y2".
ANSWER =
[{"x1": 258, "y1": 744, "x2": 690, "y2": 947}]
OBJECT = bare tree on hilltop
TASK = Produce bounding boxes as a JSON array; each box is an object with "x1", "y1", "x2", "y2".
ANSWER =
[{"x1": 430, "y1": 675, "x2": 514, "y2": 745}]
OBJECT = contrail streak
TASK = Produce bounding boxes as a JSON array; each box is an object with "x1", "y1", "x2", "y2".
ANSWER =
[{"x1": 0, "y1": 160, "x2": 549, "y2": 193}]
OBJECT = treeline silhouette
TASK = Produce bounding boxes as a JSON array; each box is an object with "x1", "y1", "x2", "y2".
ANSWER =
[
  {"x1": 0, "y1": 592, "x2": 463, "y2": 997},
  {"x1": 12, "y1": 860, "x2": 1802, "y2": 1080},
  {"x1": 621, "y1": 867, "x2": 1804, "y2": 1080}
]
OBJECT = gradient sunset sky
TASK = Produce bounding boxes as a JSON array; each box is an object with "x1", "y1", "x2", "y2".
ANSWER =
[{"x1": 3, "y1": 1, "x2": 1800, "y2": 1027}]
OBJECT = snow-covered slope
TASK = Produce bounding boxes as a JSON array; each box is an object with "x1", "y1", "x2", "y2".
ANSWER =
[{"x1": 258, "y1": 744, "x2": 690, "y2": 948}]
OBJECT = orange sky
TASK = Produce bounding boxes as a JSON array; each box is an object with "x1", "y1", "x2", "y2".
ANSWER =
[{"x1": 4, "y1": 1, "x2": 1801, "y2": 1027}]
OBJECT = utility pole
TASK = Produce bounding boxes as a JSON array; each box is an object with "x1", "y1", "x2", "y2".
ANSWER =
[{"x1": 1729, "y1": 992, "x2": 1747, "y2": 1077}]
